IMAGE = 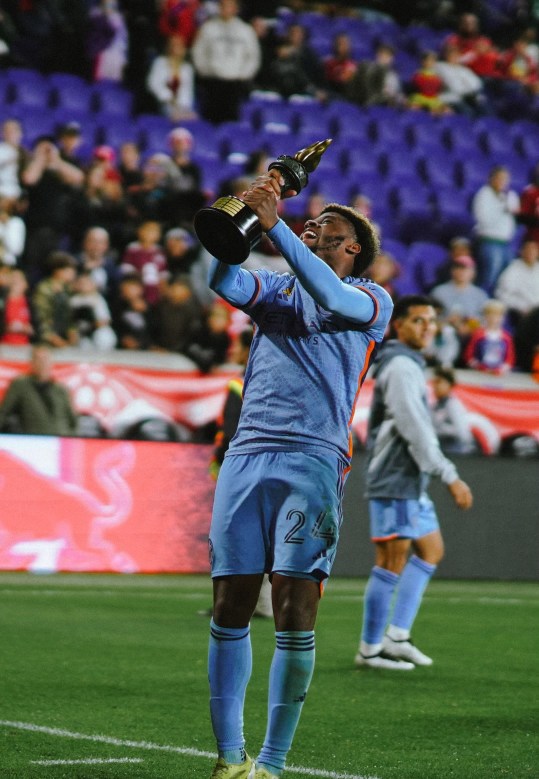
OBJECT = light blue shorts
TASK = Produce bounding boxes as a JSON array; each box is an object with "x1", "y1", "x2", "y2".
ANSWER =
[
  {"x1": 369, "y1": 495, "x2": 440, "y2": 542},
  {"x1": 209, "y1": 450, "x2": 347, "y2": 582}
]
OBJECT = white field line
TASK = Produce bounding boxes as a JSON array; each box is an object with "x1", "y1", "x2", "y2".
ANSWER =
[
  {"x1": 0, "y1": 588, "x2": 534, "y2": 606},
  {"x1": 1, "y1": 720, "x2": 380, "y2": 779},
  {"x1": 0, "y1": 588, "x2": 207, "y2": 600},
  {"x1": 31, "y1": 758, "x2": 143, "y2": 765}
]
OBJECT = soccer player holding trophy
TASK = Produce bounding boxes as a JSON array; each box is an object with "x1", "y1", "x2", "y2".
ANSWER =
[{"x1": 197, "y1": 141, "x2": 394, "y2": 779}]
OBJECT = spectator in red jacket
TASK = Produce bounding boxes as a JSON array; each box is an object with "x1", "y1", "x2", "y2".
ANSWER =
[
  {"x1": 120, "y1": 220, "x2": 167, "y2": 306},
  {"x1": 443, "y1": 13, "x2": 496, "y2": 69},
  {"x1": 463, "y1": 299, "x2": 515, "y2": 374},
  {"x1": 518, "y1": 163, "x2": 539, "y2": 243},
  {"x1": 158, "y1": 0, "x2": 202, "y2": 48},
  {"x1": 408, "y1": 51, "x2": 452, "y2": 115},
  {"x1": 324, "y1": 32, "x2": 358, "y2": 96},
  {"x1": 499, "y1": 33, "x2": 539, "y2": 94}
]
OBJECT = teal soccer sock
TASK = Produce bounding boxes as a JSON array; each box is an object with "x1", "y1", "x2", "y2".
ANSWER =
[
  {"x1": 208, "y1": 619, "x2": 252, "y2": 764},
  {"x1": 361, "y1": 566, "x2": 400, "y2": 647},
  {"x1": 390, "y1": 555, "x2": 437, "y2": 633},
  {"x1": 257, "y1": 631, "x2": 316, "y2": 776}
]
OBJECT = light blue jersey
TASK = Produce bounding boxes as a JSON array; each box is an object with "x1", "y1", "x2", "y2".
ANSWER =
[
  {"x1": 208, "y1": 217, "x2": 393, "y2": 580},
  {"x1": 210, "y1": 219, "x2": 393, "y2": 464}
]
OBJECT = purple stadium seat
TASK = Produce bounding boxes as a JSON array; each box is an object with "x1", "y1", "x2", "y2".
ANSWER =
[
  {"x1": 432, "y1": 187, "x2": 475, "y2": 243},
  {"x1": 350, "y1": 39, "x2": 376, "y2": 60},
  {"x1": 92, "y1": 81, "x2": 134, "y2": 117},
  {"x1": 280, "y1": 189, "x2": 311, "y2": 218},
  {"x1": 5, "y1": 67, "x2": 48, "y2": 101},
  {"x1": 216, "y1": 122, "x2": 270, "y2": 158},
  {"x1": 15, "y1": 107, "x2": 57, "y2": 146},
  {"x1": 142, "y1": 127, "x2": 173, "y2": 155},
  {"x1": 292, "y1": 108, "x2": 333, "y2": 139},
  {"x1": 393, "y1": 50, "x2": 419, "y2": 81},
  {"x1": 443, "y1": 123, "x2": 484, "y2": 156},
  {"x1": 385, "y1": 170, "x2": 426, "y2": 197},
  {"x1": 393, "y1": 262, "x2": 421, "y2": 296},
  {"x1": 312, "y1": 171, "x2": 353, "y2": 203},
  {"x1": 519, "y1": 133, "x2": 539, "y2": 161},
  {"x1": 238, "y1": 100, "x2": 265, "y2": 128},
  {"x1": 344, "y1": 149, "x2": 381, "y2": 178},
  {"x1": 97, "y1": 116, "x2": 139, "y2": 147},
  {"x1": 391, "y1": 184, "x2": 436, "y2": 243},
  {"x1": 473, "y1": 118, "x2": 513, "y2": 158},
  {"x1": 380, "y1": 237, "x2": 409, "y2": 267},
  {"x1": 136, "y1": 113, "x2": 173, "y2": 133},
  {"x1": 407, "y1": 240, "x2": 449, "y2": 292},
  {"x1": 456, "y1": 156, "x2": 495, "y2": 191},
  {"x1": 309, "y1": 34, "x2": 333, "y2": 58},
  {"x1": 259, "y1": 127, "x2": 295, "y2": 158},
  {"x1": 350, "y1": 176, "x2": 392, "y2": 211},
  {"x1": 326, "y1": 99, "x2": 365, "y2": 124},
  {"x1": 419, "y1": 151, "x2": 457, "y2": 189},
  {"x1": 379, "y1": 148, "x2": 421, "y2": 180},
  {"x1": 9, "y1": 76, "x2": 51, "y2": 109},
  {"x1": 256, "y1": 102, "x2": 297, "y2": 131},
  {"x1": 331, "y1": 121, "x2": 373, "y2": 149},
  {"x1": 370, "y1": 118, "x2": 408, "y2": 149},
  {"x1": 407, "y1": 121, "x2": 446, "y2": 154},
  {"x1": 508, "y1": 119, "x2": 539, "y2": 156},
  {"x1": 199, "y1": 160, "x2": 245, "y2": 199},
  {"x1": 400, "y1": 24, "x2": 449, "y2": 56},
  {"x1": 0, "y1": 75, "x2": 12, "y2": 106},
  {"x1": 51, "y1": 79, "x2": 94, "y2": 115}
]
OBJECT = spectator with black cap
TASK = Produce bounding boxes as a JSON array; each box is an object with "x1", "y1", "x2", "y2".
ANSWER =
[{"x1": 56, "y1": 121, "x2": 85, "y2": 170}]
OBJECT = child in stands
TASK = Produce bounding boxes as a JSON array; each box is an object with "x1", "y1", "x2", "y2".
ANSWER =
[{"x1": 463, "y1": 299, "x2": 515, "y2": 374}]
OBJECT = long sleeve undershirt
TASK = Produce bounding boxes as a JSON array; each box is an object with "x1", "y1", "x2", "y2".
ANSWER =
[{"x1": 208, "y1": 218, "x2": 376, "y2": 323}]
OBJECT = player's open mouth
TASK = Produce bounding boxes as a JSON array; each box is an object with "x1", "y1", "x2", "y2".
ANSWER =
[{"x1": 302, "y1": 230, "x2": 317, "y2": 239}]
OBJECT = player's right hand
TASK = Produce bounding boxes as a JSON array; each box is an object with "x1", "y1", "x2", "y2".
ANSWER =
[
  {"x1": 447, "y1": 478, "x2": 473, "y2": 510},
  {"x1": 242, "y1": 170, "x2": 297, "y2": 200}
]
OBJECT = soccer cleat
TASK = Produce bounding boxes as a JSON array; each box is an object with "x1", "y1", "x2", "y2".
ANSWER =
[
  {"x1": 210, "y1": 755, "x2": 255, "y2": 779},
  {"x1": 255, "y1": 768, "x2": 279, "y2": 779},
  {"x1": 382, "y1": 635, "x2": 433, "y2": 666},
  {"x1": 354, "y1": 650, "x2": 415, "y2": 670}
]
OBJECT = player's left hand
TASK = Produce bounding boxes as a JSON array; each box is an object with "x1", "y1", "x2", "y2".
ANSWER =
[
  {"x1": 447, "y1": 478, "x2": 473, "y2": 510},
  {"x1": 242, "y1": 171, "x2": 295, "y2": 231},
  {"x1": 243, "y1": 170, "x2": 298, "y2": 200}
]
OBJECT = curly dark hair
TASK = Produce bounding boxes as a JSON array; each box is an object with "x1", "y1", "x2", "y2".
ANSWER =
[{"x1": 320, "y1": 203, "x2": 380, "y2": 276}]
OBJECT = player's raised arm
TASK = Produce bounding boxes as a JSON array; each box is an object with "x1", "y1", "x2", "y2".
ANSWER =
[{"x1": 242, "y1": 171, "x2": 391, "y2": 325}]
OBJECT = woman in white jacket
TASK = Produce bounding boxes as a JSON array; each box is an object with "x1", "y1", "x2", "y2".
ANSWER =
[{"x1": 146, "y1": 35, "x2": 197, "y2": 122}]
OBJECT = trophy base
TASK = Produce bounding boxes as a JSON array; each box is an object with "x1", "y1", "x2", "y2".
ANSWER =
[{"x1": 193, "y1": 196, "x2": 262, "y2": 265}]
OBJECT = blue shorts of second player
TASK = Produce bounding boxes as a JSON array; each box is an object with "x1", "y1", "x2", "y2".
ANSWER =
[
  {"x1": 209, "y1": 450, "x2": 347, "y2": 582},
  {"x1": 369, "y1": 494, "x2": 440, "y2": 542}
]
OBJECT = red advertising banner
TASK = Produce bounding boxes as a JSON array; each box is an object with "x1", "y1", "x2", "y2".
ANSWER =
[
  {"x1": 0, "y1": 360, "x2": 232, "y2": 433},
  {"x1": 0, "y1": 359, "x2": 537, "y2": 453},
  {"x1": 351, "y1": 380, "x2": 539, "y2": 455},
  {"x1": 0, "y1": 436, "x2": 214, "y2": 574}
]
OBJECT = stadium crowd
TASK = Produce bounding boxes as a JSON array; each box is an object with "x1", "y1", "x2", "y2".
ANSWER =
[{"x1": 0, "y1": 0, "x2": 538, "y2": 382}]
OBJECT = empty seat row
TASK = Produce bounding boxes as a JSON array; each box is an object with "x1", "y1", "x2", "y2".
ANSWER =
[{"x1": 0, "y1": 69, "x2": 134, "y2": 117}]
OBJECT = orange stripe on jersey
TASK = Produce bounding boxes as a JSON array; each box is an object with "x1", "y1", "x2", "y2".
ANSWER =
[
  {"x1": 347, "y1": 338, "x2": 376, "y2": 458},
  {"x1": 353, "y1": 285, "x2": 380, "y2": 327},
  {"x1": 246, "y1": 272, "x2": 262, "y2": 307}
]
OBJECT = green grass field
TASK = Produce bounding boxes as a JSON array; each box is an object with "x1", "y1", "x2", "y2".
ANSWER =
[{"x1": 1, "y1": 573, "x2": 537, "y2": 779}]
